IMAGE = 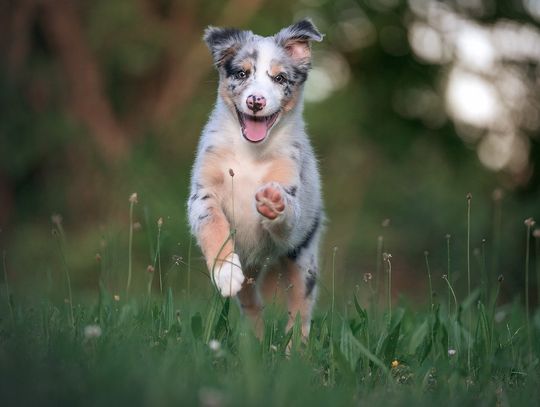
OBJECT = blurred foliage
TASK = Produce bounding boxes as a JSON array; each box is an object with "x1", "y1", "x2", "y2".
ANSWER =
[{"x1": 0, "y1": 0, "x2": 539, "y2": 306}]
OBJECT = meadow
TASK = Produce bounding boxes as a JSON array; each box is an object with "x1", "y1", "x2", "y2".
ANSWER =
[
  {"x1": 1, "y1": 195, "x2": 539, "y2": 406},
  {"x1": 2, "y1": 1, "x2": 540, "y2": 405}
]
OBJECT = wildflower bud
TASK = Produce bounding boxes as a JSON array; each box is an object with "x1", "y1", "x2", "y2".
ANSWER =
[
  {"x1": 391, "y1": 360, "x2": 399, "y2": 368},
  {"x1": 133, "y1": 222, "x2": 142, "y2": 231},
  {"x1": 481, "y1": 238, "x2": 486, "y2": 243},
  {"x1": 466, "y1": 192, "x2": 472, "y2": 201},
  {"x1": 524, "y1": 218, "x2": 535, "y2": 228},
  {"x1": 113, "y1": 294, "x2": 120, "y2": 301},
  {"x1": 129, "y1": 193, "x2": 138, "y2": 204},
  {"x1": 51, "y1": 213, "x2": 63, "y2": 226},
  {"x1": 157, "y1": 217, "x2": 164, "y2": 228},
  {"x1": 382, "y1": 252, "x2": 392, "y2": 261},
  {"x1": 95, "y1": 253, "x2": 102, "y2": 262},
  {"x1": 424, "y1": 250, "x2": 429, "y2": 256},
  {"x1": 228, "y1": 168, "x2": 235, "y2": 177},
  {"x1": 448, "y1": 349, "x2": 457, "y2": 356},
  {"x1": 442, "y1": 274, "x2": 447, "y2": 280},
  {"x1": 473, "y1": 248, "x2": 480, "y2": 256},
  {"x1": 445, "y1": 234, "x2": 451, "y2": 239},
  {"x1": 498, "y1": 274, "x2": 504, "y2": 283},
  {"x1": 363, "y1": 272, "x2": 373, "y2": 283},
  {"x1": 147, "y1": 265, "x2": 155, "y2": 274},
  {"x1": 381, "y1": 218, "x2": 391, "y2": 228},
  {"x1": 492, "y1": 188, "x2": 503, "y2": 202},
  {"x1": 533, "y1": 229, "x2": 540, "y2": 238}
]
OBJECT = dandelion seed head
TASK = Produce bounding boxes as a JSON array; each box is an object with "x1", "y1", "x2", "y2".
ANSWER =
[
  {"x1": 209, "y1": 339, "x2": 221, "y2": 351},
  {"x1": 466, "y1": 192, "x2": 472, "y2": 201},
  {"x1": 448, "y1": 349, "x2": 457, "y2": 356},
  {"x1": 494, "y1": 310, "x2": 506, "y2": 323},
  {"x1": 147, "y1": 265, "x2": 155, "y2": 274},
  {"x1": 363, "y1": 272, "x2": 373, "y2": 283},
  {"x1": 199, "y1": 387, "x2": 225, "y2": 407},
  {"x1": 113, "y1": 294, "x2": 120, "y2": 301},
  {"x1": 129, "y1": 193, "x2": 138, "y2": 204},
  {"x1": 133, "y1": 222, "x2": 142, "y2": 231},
  {"x1": 157, "y1": 217, "x2": 164, "y2": 228},
  {"x1": 492, "y1": 188, "x2": 503, "y2": 202},
  {"x1": 51, "y1": 214, "x2": 63, "y2": 226},
  {"x1": 524, "y1": 217, "x2": 535, "y2": 228},
  {"x1": 84, "y1": 324, "x2": 102, "y2": 339}
]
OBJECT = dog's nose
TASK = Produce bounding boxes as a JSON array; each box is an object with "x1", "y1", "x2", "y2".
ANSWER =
[{"x1": 246, "y1": 94, "x2": 266, "y2": 113}]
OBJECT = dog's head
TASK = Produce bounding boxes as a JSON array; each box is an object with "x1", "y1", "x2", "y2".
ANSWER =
[{"x1": 204, "y1": 20, "x2": 323, "y2": 143}]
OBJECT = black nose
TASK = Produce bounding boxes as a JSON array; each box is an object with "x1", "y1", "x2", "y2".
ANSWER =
[{"x1": 246, "y1": 94, "x2": 266, "y2": 113}]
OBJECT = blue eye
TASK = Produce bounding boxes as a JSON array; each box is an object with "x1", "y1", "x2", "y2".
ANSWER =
[{"x1": 235, "y1": 70, "x2": 248, "y2": 80}]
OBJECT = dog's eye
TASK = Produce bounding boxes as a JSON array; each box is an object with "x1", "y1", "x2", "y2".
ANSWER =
[
  {"x1": 234, "y1": 70, "x2": 248, "y2": 80},
  {"x1": 273, "y1": 74, "x2": 286, "y2": 84}
]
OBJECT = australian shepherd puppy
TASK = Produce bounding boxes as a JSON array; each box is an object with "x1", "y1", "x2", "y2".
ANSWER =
[{"x1": 188, "y1": 20, "x2": 324, "y2": 337}]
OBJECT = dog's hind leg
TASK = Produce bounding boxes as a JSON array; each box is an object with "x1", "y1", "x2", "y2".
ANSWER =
[
  {"x1": 284, "y1": 253, "x2": 318, "y2": 339},
  {"x1": 237, "y1": 274, "x2": 264, "y2": 338}
]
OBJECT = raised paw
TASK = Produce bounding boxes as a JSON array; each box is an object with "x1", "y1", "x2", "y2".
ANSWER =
[
  {"x1": 213, "y1": 253, "x2": 245, "y2": 297},
  {"x1": 256, "y1": 185, "x2": 285, "y2": 220}
]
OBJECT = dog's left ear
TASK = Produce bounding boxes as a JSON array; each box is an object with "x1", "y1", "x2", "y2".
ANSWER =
[{"x1": 275, "y1": 19, "x2": 323, "y2": 68}]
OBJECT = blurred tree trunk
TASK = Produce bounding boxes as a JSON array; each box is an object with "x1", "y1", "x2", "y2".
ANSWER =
[
  {"x1": 39, "y1": 0, "x2": 129, "y2": 162},
  {"x1": 151, "y1": 0, "x2": 265, "y2": 124}
]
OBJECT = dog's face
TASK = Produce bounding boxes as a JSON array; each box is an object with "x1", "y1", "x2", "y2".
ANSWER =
[{"x1": 205, "y1": 20, "x2": 323, "y2": 143}]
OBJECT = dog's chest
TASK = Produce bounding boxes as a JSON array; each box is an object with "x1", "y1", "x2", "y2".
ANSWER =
[{"x1": 219, "y1": 151, "x2": 269, "y2": 223}]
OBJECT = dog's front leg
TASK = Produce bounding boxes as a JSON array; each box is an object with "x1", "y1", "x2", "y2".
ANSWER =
[
  {"x1": 255, "y1": 181, "x2": 299, "y2": 241},
  {"x1": 189, "y1": 192, "x2": 244, "y2": 297}
]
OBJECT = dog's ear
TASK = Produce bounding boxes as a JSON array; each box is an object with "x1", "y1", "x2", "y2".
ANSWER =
[
  {"x1": 204, "y1": 26, "x2": 252, "y2": 68},
  {"x1": 274, "y1": 19, "x2": 323, "y2": 68}
]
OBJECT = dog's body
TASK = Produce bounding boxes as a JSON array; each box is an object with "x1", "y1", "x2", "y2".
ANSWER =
[{"x1": 188, "y1": 20, "x2": 324, "y2": 336}]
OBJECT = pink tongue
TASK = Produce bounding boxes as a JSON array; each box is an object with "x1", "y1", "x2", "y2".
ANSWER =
[{"x1": 243, "y1": 118, "x2": 267, "y2": 142}]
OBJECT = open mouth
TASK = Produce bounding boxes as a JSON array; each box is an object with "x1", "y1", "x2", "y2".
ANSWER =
[{"x1": 236, "y1": 109, "x2": 280, "y2": 143}]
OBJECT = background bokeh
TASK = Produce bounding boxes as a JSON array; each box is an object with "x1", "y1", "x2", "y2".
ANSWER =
[{"x1": 1, "y1": 0, "x2": 539, "y2": 306}]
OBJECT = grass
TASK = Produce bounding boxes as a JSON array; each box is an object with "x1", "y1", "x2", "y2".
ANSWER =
[{"x1": 1, "y1": 197, "x2": 540, "y2": 406}]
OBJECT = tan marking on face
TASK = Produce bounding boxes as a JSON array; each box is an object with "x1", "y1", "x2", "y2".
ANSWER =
[
  {"x1": 241, "y1": 59, "x2": 253, "y2": 72},
  {"x1": 218, "y1": 81, "x2": 235, "y2": 109},
  {"x1": 269, "y1": 60, "x2": 284, "y2": 77},
  {"x1": 262, "y1": 157, "x2": 297, "y2": 185},
  {"x1": 282, "y1": 88, "x2": 300, "y2": 112}
]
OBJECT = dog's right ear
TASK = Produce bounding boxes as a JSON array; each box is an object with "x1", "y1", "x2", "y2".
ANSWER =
[{"x1": 204, "y1": 26, "x2": 252, "y2": 68}]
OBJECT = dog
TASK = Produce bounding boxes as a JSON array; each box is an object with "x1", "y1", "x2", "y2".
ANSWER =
[{"x1": 188, "y1": 19, "x2": 324, "y2": 337}]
